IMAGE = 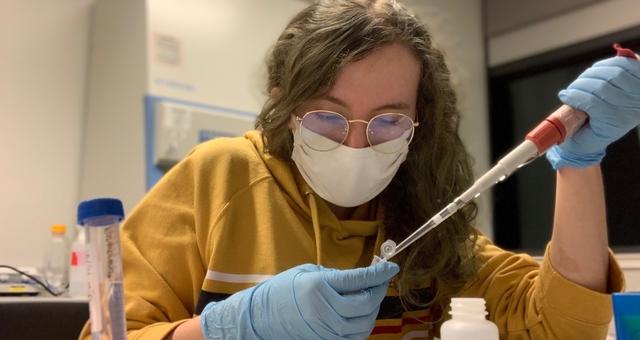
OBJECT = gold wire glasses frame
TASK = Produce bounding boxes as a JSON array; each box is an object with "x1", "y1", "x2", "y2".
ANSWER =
[{"x1": 295, "y1": 110, "x2": 420, "y2": 153}]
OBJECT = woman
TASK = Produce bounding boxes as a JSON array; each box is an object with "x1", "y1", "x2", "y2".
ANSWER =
[{"x1": 80, "y1": 1, "x2": 640, "y2": 339}]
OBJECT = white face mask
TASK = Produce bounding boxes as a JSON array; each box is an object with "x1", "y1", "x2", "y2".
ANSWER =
[{"x1": 291, "y1": 124, "x2": 410, "y2": 208}]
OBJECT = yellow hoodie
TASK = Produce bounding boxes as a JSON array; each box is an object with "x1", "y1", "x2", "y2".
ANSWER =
[{"x1": 79, "y1": 130, "x2": 623, "y2": 340}]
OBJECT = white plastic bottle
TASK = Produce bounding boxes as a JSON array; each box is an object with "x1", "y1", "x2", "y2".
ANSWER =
[
  {"x1": 44, "y1": 224, "x2": 69, "y2": 293},
  {"x1": 68, "y1": 227, "x2": 89, "y2": 298},
  {"x1": 440, "y1": 297, "x2": 499, "y2": 340}
]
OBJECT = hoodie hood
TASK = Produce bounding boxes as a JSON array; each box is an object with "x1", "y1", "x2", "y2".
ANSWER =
[{"x1": 245, "y1": 130, "x2": 385, "y2": 266}]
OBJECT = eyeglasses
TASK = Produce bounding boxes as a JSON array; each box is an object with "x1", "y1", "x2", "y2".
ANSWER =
[{"x1": 295, "y1": 110, "x2": 419, "y2": 153}]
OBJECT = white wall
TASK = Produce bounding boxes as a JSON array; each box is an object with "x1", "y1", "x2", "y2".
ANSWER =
[
  {"x1": 0, "y1": 0, "x2": 92, "y2": 267},
  {"x1": 485, "y1": 0, "x2": 603, "y2": 38},
  {"x1": 407, "y1": 0, "x2": 493, "y2": 238},
  {"x1": 489, "y1": 0, "x2": 640, "y2": 66},
  {"x1": 79, "y1": 0, "x2": 148, "y2": 213},
  {"x1": 147, "y1": 0, "x2": 309, "y2": 113}
]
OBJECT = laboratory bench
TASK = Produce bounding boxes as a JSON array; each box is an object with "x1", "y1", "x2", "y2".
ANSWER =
[{"x1": 0, "y1": 295, "x2": 88, "y2": 340}]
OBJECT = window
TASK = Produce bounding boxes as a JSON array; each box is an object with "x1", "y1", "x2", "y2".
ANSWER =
[{"x1": 489, "y1": 26, "x2": 640, "y2": 254}]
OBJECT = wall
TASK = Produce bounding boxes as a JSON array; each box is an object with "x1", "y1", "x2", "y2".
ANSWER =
[
  {"x1": 407, "y1": 0, "x2": 493, "y2": 238},
  {"x1": 147, "y1": 0, "x2": 309, "y2": 113},
  {"x1": 0, "y1": 0, "x2": 92, "y2": 267},
  {"x1": 489, "y1": 0, "x2": 640, "y2": 66},
  {"x1": 79, "y1": 0, "x2": 148, "y2": 213},
  {"x1": 485, "y1": 0, "x2": 603, "y2": 38}
]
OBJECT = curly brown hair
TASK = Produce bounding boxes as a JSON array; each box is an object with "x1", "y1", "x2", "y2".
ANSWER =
[{"x1": 255, "y1": 0, "x2": 480, "y2": 314}]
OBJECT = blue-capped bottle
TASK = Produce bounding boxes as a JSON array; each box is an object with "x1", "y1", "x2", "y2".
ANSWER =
[{"x1": 78, "y1": 198, "x2": 126, "y2": 340}]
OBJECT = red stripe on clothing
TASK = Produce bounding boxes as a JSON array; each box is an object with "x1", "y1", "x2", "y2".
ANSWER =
[{"x1": 371, "y1": 316, "x2": 430, "y2": 334}]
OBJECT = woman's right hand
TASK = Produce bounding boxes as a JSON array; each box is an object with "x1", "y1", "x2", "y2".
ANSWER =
[{"x1": 200, "y1": 261, "x2": 399, "y2": 339}]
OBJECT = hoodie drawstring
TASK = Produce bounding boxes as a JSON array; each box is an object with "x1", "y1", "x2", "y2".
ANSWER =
[{"x1": 306, "y1": 191, "x2": 324, "y2": 266}]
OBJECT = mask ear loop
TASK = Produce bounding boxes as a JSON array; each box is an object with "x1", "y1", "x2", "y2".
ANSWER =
[
  {"x1": 289, "y1": 115, "x2": 301, "y2": 147},
  {"x1": 288, "y1": 114, "x2": 298, "y2": 130}
]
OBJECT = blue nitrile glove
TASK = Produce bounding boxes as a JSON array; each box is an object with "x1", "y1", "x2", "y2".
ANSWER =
[
  {"x1": 546, "y1": 56, "x2": 640, "y2": 169},
  {"x1": 200, "y1": 261, "x2": 399, "y2": 340}
]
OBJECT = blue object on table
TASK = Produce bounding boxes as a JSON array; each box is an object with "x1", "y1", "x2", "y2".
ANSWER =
[{"x1": 612, "y1": 292, "x2": 640, "y2": 340}]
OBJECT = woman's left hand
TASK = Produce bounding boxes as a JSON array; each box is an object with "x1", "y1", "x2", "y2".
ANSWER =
[{"x1": 546, "y1": 55, "x2": 640, "y2": 170}]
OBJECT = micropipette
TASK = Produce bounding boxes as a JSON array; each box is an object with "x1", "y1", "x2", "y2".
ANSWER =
[
  {"x1": 372, "y1": 105, "x2": 587, "y2": 264},
  {"x1": 373, "y1": 44, "x2": 640, "y2": 264}
]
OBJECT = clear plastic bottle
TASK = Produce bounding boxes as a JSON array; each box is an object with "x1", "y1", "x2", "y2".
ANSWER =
[
  {"x1": 68, "y1": 226, "x2": 89, "y2": 298},
  {"x1": 44, "y1": 224, "x2": 69, "y2": 293},
  {"x1": 78, "y1": 198, "x2": 126, "y2": 340},
  {"x1": 440, "y1": 298, "x2": 499, "y2": 340}
]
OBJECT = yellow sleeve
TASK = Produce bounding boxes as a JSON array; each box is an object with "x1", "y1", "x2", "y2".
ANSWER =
[
  {"x1": 78, "y1": 149, "x2": 208, "y2": 339},
  {"x1": 459, "y1": 236, "x2": 624, "y2": 340}
]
